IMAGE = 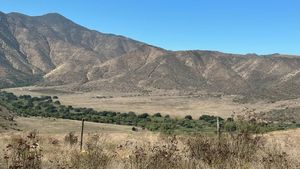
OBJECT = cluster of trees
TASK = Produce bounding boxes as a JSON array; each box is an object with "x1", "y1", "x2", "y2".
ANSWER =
[{"x1": 0, "y1": 91, "x2": 294, "y2": 133}]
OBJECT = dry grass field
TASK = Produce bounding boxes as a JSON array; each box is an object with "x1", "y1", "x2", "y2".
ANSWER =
[
  {"x1": 0, "y1": 117, "x2": 162, "y2": 168},
  {"x1": 265, "y1": 129, "x2": 300, "y2": 157},
  {"x1": 1, "y1": 117, "x2": 158, "y2": 143},
  {"x1": 4, "y1": 86, "x2": 300, "y2": 118},
  {"x1": 9, "y1": 117, "x2": 300, "y2": 150},
  {"x1": 2, "y1": 86, "x2": 300, "y2": 168},
  {"x1": 8, "y1": 117, "x2": 300, "y2": 152},
  {"x1": 0, "y1": 117, "x2": 300, "y2": 168}
]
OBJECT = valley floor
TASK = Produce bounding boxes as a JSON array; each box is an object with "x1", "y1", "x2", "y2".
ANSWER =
[
  {"x1": 8, "y1": 117, "x2": 300, "y2": 154},
  {"x1": 4, "y1": 86, "x2": 300, "y2": 118},
  {"x1": 0, "y1": 117, "x2": 157, "y2": 145},
  {"x1": 1, "y1": 86, "x2": 300, "y2": 168}
]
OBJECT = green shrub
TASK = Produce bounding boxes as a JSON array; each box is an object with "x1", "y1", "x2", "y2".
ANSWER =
[
  {"x1": 153, "y1": 112, "x2": 162, "y2": 117},
  {"x1": 184, "y1": 115, "x2": 193, "y2": 120},
  {"x1": 138, "y1": 113, "x2": 149, "y2": 118},
  {"x1": 199, "y1": 115, "x2": 224, "y2": 124}
]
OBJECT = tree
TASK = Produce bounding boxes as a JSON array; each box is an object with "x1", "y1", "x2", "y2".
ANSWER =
[
  {"x1": 184, "y1": 115, "x2": 193, "y2": 120},
  {"x1": 54, "y1": 101, "x2": 61, "y2": 105},
  {"x1": 199, "y1": 115, "x2": 224, "y2": 124},
  {"x1": 138, "y1": 113, "x2": 149, "y2": 118},
  {"x1": 153, "y1": 113, "x2": 162, "y2": 117}
]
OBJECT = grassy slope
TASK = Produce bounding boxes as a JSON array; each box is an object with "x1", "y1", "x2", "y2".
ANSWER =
[
  {"x1": 15, "y1": 117, "x2": 143, "y2": 135},
  {"x1": 0, "y1": 117, "x2": 160, "y2": 151}
]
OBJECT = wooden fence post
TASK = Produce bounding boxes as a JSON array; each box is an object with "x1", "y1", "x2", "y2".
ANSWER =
[
  {"x1": 80, "y1": 119, "x2": 85, "y2": 151},
  {"x1": 217, "y1": 116, "x2": 221, "y2": 141}
]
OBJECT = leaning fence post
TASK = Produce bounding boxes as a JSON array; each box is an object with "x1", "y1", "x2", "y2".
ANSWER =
[
  {"x1": 217, "y1": 116, "x2": 220, "y2": 141},
  {"x1": 80, "y1": 118, "x2": 85, "y2": 151}
]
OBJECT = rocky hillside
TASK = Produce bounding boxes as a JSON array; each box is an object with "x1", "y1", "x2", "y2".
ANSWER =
[{"x1": 1, "y1": 11, "x2": 300, "y2": 100}]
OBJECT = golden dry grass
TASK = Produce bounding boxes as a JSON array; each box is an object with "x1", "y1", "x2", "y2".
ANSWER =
[
  {"x1": 1, "y1": 117, "x2": 300, "y2": 168},
  {"x1": 0, "y1": 117, "x2": 161, "y2": 168},
  {"x1": 5, "y1": 86, "x2": 300, "y2": 118},
  {"x1": 2, "y1": 87, "x2": 300, "y2": 168},
  {"x1": 265, "y1": 128, "x2": 300, "y2": 159},
  {"x1": 4, "y1": 117, "x2": 160, "y2": 145}
]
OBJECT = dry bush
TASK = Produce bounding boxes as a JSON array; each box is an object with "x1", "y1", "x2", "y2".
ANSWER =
[
  {"x1": 48, "y1": 137, "x2": 60, "y2": 146},
  {"x1": 2, "y1": 130, "x2": 299, "y2": 169},
  {"x1": 260, "y1": 147, "x2": 293, "y2": 169},
  {"x1": 68, "y1": 134, "x2": 111, "y2": 169},
  {"x1": 124, "y1": 136, "x2": 186, "y2": 169},
  {"x1": 64, "y1": 132, "x2": 78, "y2": 146},
  {"x1": 185, "y1": 133, "x2": 264, "y2": 168},
  {"x1": 3, "y1": 130, "x2": 42, "y2": 169},
  {"x1": 45, "y1": 134, "x2": 110, "y2": 169},
  {"x1": 184, "y1": 132, "x2": 300, "y2": 169},
  {"x1": 47, "y1": 148, "x2": 73, "y2": 169},
  {"x1": 145, "y1": 136, "x2": 183, "y2": 169},
  {"x1": 54, "y1": 132, "x2": 299, "y2": 169}
]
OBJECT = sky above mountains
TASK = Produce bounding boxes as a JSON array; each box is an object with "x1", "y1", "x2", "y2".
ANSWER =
[{"x1": 0, "y1": 0, "x2": 299, "y2": 55}]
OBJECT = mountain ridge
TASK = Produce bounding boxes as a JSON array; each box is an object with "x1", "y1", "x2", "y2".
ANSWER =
[{"x1": 1, "y1": 11, "x2": 300, "y2": 100}]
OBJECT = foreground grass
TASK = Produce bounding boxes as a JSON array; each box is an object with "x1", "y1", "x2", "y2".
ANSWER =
[{"x1": 1, "y1": 129, "x2": 300, "y2": 169}]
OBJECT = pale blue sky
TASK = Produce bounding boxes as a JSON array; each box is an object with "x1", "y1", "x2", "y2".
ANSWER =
[{"x1": 0, "y1": 0, "x2": 299, "y2": 55}]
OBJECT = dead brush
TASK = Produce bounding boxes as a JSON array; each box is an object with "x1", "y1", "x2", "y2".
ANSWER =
[
  {"x1": 64, "y1": 132, "x2": 78, "y2": 146},
  {"x1": 126, "y1": 145, "x2": 148, "y2": 169},
  {"x1": 126, "y1": 136, "x2": 185, "y2": 169},
  {"x1": 68, "y1": 134, "x2": 111, "y2": 169},
  {"x1": 261, "y1": 147, "x2": 292, "y2": 169},
  {"x1": 48, "y1": 137, "x2": 60, "y2": 146},
  {"x1": 146, "y1": 136, "x2": 182, "y2": 169},
  {"x1": 3, "y1": 130, "x2": 42, "y2": 169},
  {"x1": 185, "y1": 132, "x2": 265, "y2": 169}
]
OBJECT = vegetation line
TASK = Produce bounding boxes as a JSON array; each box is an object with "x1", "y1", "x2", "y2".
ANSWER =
[{"x1": 0, "y1": 91, "x2": 299, "y2": 134}]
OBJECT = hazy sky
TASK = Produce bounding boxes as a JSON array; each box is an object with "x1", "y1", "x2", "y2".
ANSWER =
[{"x1": 1, "y1": 0, "x2": 299, "y2": 55}]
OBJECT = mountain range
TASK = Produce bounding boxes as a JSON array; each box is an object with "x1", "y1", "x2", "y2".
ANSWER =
[{"x1": 1, "y1": 11, "x2": 300, "y2": 100}]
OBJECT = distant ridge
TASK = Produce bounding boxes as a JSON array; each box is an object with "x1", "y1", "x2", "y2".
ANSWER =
[{"x1": 1, "y1": 12, "x2": 300, "y2": 100}]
